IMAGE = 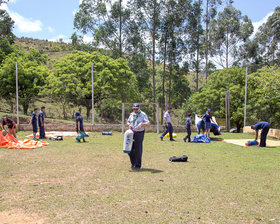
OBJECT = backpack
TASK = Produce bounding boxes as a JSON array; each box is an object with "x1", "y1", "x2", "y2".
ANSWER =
[{"x1": 169, "y1": 155, "x2": 188, "y2": 162}]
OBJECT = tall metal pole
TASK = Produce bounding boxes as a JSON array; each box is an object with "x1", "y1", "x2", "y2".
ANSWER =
[
  {"x1": 156, "y1": 103, "x2": 159, "y2": 134},
  {"x1": 91, "y1": 63, "x2": 94, "y2": 125},
  {"x1": 122, "y1": 103, "x2": 125, "y2": 133},
  {"x1": 16, "y1": 63, "x2": 19, "y2": 126},
  {"x1": 244, "y1": 67, "x2": 248, "y2": 128}
]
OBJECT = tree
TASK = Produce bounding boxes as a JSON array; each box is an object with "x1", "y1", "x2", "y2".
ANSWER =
[
  {"x1": 254, "y1": 7, "x2": 280, "y2": 66},
  {"x1": 210, "y1": 4, "x2": 253, "y2": 68},
  {"x1": 248, "y1": 65, "x2": 280, "y2": 128},
  {"x1": 204, "y1": 0, "x2": 222, "y2": 82},
  {"x1": 191, "y1": 66, "x2": 247, "y2": 132},
  {"x1": 0, "y1": 8, "x2": 15, "y2": 64},
  {"x1": 74, "y1": 0, "x2": 130, "y2": 58},
  {"x1": 188, "y1": 0, "x2": 204, "y2": 90},
  {"x1": 43, "y1": 51, "x2": 137, "y2": 121},
  {"x1": 0, "y1": 49, "x2": 49, "y2": 114}
]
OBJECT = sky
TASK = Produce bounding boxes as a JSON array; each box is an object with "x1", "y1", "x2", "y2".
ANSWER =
[{"x1": 0, "y1": 0, "x2": 279, "y2": 43}]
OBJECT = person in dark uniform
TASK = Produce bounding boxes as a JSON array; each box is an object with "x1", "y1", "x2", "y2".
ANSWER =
[
  {"x1": 160, "y1": 107, "x2": 175, "y2": 141},
  {"x1": 2, "y1": 116, "x2": 17, "y2": 138},
  {"x1": 184, "y1": 113, "x2": 192, "y2": 143},
  {"x1": 75, "y1": 112, "x2": 86, "y2": 143},
  {"x1": 38, "y1": 106, "x2": 46, "y2": 139},
  {"x1": 251, "y1": 121, "x2": 270, "y2": 147},
  {"x1": 30, "y1": 108, "x2": 38, "y2": 140},
  {"x1": 202, "y1": 109, "x2": 217, "y2": 138},
  {"x1": 127, "y1": 103, "x2": 150, "y2": 171}
]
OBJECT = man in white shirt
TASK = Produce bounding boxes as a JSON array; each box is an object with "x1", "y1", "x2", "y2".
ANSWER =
[{"x1": 160, "y1": 107, "x2": 175, "y2": 141}]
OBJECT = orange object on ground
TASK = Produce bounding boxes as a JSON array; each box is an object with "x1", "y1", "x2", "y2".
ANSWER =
[{"x1": 0, "y1": 130, "x2": 48, "y2": 149}]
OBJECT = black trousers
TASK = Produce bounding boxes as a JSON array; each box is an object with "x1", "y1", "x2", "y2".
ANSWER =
[
  {"x1": 129, "y1": 131, "x2": 145, "y2": 169},
  {"x1": 184, "y1": 127, "x2": 191, "y2": 142},
  {"x1": 39, "y1": 126, "x2": 45, "y2": 138},
  {"x1": 161, "y1": 122, "x2": 174, "y2": 140},
  {"x1": 260, "y1": 124, "x2": 270, "y2": 147}
]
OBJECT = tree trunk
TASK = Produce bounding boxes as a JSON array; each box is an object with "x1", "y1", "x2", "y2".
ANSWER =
[
  {"x1": 10, "y1": 102, "x2": 14, "y2": 113},
  {"x1": 152, "y1": 1, "x2": 157, "y2": 122},
  {"x1": 161, "y1": 30, "x2": 168, "y2": 125},
  {"x1": 86, "y1": 106, "x2": 91, "y2": 121},
  {"x1": 196, "y1": 0, "x2": 201, "y2": 90},
  {"x1": 226, "y1": 29, "x2": 229, "y2": 68},
  {"x1": 23, "y1": 104, "x2": 29, "y2": 115},
  {"x1": 119, "y1": 0, "x2": 122, "y2": 57},
  {"x1": 168, "y1": 63, "x2": 172, "y2": 105},
  {"x1": 62, "y1": 103, "x2": 67, "y2": 120},
  {"x1": 205, "y1": 0, "x2": 209, "y2": 83},
  {"x1": 236, "y1": 123, "x2": 241, "y2": 133}
]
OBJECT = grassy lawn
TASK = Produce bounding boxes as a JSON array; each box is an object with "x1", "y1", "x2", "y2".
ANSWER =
[{"x1": 0, "y1": 132, "x2": 280, "y2": 223}]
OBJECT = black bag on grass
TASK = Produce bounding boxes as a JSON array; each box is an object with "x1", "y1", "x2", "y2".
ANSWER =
[{"x1": 169, "y1": 155, "x2": 188, "y2": 162}]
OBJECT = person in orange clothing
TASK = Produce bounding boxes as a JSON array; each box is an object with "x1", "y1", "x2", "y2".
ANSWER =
[{"x1": 1, "y1": 115, "x2": 17, "y2": 138}]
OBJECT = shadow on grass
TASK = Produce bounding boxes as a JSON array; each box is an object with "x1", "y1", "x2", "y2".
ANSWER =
[{"x1": 130, "y1": 168, "x2": 163, "y2": 173}]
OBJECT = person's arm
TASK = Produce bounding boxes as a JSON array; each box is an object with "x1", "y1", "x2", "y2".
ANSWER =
[
  {"x1": 136, "y1": 115, "x2": 150, "y2": 130},
  {"x1": 255, "y1": 130, "x2": 259, "y2": 141},
  {"x1": 2, "y1": 124, "x2": 7, "y2": 132},
  {"x1": 12, "y1": 121, "x2": 16, "y2": 129},
  {"x1": 77, "y1": 121, "x2": 81, "y2": 132},
  {"x1": 127, "y1": 115, "x2": 133, "y2": 129},
  {"x1": 40, "y1": 116, "x2": 43, "y2": 126},
  {"x1": 164, "y1": 116, "x2": 168, "y2": 126}
]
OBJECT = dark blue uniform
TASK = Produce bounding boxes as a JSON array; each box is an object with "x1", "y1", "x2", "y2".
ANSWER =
[
  {"x1": 127, "y1": 110, "x2": 150, "y2": 169},
  {"x1": 161, "y1": 111, "x2": 174, "y2": 140},
  {"x1": 202, "y1": 114, "x2": 212, "y2": 129},
  {"x1": 2, "y1": 118, "x2": 14, "y2": 129},
  {"x1": 184, "y1": 117, "x2": 192, "y2": 142},
  {"x1": 76, "y1": 115, "x2": 84, "y2": 132},
  {"x1": 38, "y1": 111, "x2": 45, "y2": 139},
  {"x1": 254, "y1": 121, "x2": 270, "y2": 147},
  {"x1": 31, "y1": 112, "x2": 37, "y2": 133}
]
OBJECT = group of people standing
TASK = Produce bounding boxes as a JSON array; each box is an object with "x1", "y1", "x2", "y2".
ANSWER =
[{"x1": 30, "y1": 107, "x2": 46, "y2": 140}]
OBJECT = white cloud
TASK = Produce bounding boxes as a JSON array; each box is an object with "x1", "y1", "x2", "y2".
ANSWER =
[
  {"x1": 83, "y1": 35, "x2": 93, "y2": 43},
  {"x1": 0, "y1": 4, "x2": 43, "y2": 33},
  {"x1": 252, "y1": 12, "x2": 273, "y2": 36},
  {"x1": 47, "y1": 26, "x2": 54, "y2": 33},
  {"x1": 72, "y1": 8, "x2": 77, "y2": 16}
]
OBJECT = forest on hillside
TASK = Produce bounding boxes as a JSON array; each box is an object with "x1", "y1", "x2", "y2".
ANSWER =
[{"x1": 0, "y1": 0, "x2": 279, "y2": 130}]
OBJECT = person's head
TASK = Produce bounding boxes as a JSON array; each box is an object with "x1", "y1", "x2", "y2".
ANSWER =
[
  {"x1": 168, "y1": 107, "x2": 172, "y2": 113},
  {"x1": 34, "y1": 108, "x2": 38, "y2": 114},
  {"x1": 132, "y1": 103, "x2": 140, "y2": 113},
  {"x1": 207, "y1": 109, "x2": 211, "y2": 114},
  {"x1": 41, "y1": 106, "x2": 46, "y2": 112},
  {"x1": 2, "y1": 115, "x2": 8, "y2": 123},
  {"x1": 251, "y1": 125, "x2": 255, "y2": 130},
  {"x1": 75, "y1": 112, "x2": 80, "y2": 117},
  {"x1": 188, "y1": 113, "x2": 192, "y2": 118}
]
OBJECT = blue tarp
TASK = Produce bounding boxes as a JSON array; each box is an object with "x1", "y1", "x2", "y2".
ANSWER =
[{"x1": 192, "y1": 134, "x2": 211, "y2": 143}]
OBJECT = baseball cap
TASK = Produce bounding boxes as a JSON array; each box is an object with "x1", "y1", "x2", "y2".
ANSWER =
[{"x1": 132, "y1": 103, "x2": 140, "y2": 109}]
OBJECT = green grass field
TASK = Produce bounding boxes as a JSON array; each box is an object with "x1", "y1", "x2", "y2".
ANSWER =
[{"x1": 1, "y1": 132, "x2": 280, "y2": 223}]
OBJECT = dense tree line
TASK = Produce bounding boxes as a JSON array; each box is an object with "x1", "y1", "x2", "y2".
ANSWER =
[{"x1": 0, "y1": 1, "x2": 279, "y2": 128}]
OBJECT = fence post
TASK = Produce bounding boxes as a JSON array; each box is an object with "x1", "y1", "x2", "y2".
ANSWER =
[
  {"x1": 156, "y1": 103, "x2": 159, "y2": 134},
  {"x1": 244, "y1": 67, "x2": 248, "y2": 128},
  {"x1": 122, "y1": 103, "x2": 125, "y2": 133},
  {"x1": 16, "y1": 63, "x2": 19, "y2": 127},
  {"x1": 225, "y1": 91, "x2": 230, "y2": 132},
  {"x1": 91, "y1": 63, "x2": 94, "y2": 125}
]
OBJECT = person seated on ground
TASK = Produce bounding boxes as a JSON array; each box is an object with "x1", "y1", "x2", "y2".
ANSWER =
[
  {"x1": 197, "y1": 119, "x2": 205, "y2": 135},
  {"x1": 75, "y1": 112, "x2": 86, "y2": 143},
  {"x1": 2, "y1": 115, "x2": 17, "y2": 138},
  {"x1": 29, "y1": 108, "x2": 39, "y2": 141},
  {"x1": 251, "y1": 121, "x2": 270, "y2": 147},
  {"x1": 201, "y1": 109, "x2": 217, "y2": 138}
]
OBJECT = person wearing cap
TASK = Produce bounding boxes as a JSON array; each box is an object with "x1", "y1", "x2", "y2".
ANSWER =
[
  {"x1": 38, "y1": 106, "x2": 46, "y2": 139},
  {"x1": 160, "y1": 107, "x2": 175, "y2": 141},
  {"x1": 75, "y1": 111, "x2": 86, "y2": 143},
  {"x1": 127, "y1": 103, "x2": 150, "y2": 171},
  {"x1": 251, "y1": 121, "x2": 270, "y2": 147}
]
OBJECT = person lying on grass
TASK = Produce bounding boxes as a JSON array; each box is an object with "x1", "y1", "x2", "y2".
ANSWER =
[{"x1": 2, "y1": 115, "x2": 17, "y2": 138}]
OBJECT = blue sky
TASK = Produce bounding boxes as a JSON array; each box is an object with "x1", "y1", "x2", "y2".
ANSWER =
[{"x1": 1, "y1": 0, "x2": 279, "y2": 42}]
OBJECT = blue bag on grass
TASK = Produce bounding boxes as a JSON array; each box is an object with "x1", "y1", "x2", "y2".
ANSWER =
[
  {"x1": 76, "y1": 131, "x2": 88, "y2": 141},
  {"x1": 192, "y1": 134, "x2": 211, "y2": 143}
]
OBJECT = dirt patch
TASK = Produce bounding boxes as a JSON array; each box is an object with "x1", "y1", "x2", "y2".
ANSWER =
[{"x1": 0, "y1": 210, "x2": 45, "y2": 224}]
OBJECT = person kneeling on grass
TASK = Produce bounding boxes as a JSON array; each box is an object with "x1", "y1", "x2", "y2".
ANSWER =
[
  {"x1": 29, "y1": 108, "x2": 39, "y2": 141},
  {"x1": 251, "y1": 121, "x2": 270, "y2": 147},
  {"x1": 2, "y1": 115, "x2": 17, "y2": 138},
  {"x1": 75, "y1": 112, "x2": 86, "y2": 143}
]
